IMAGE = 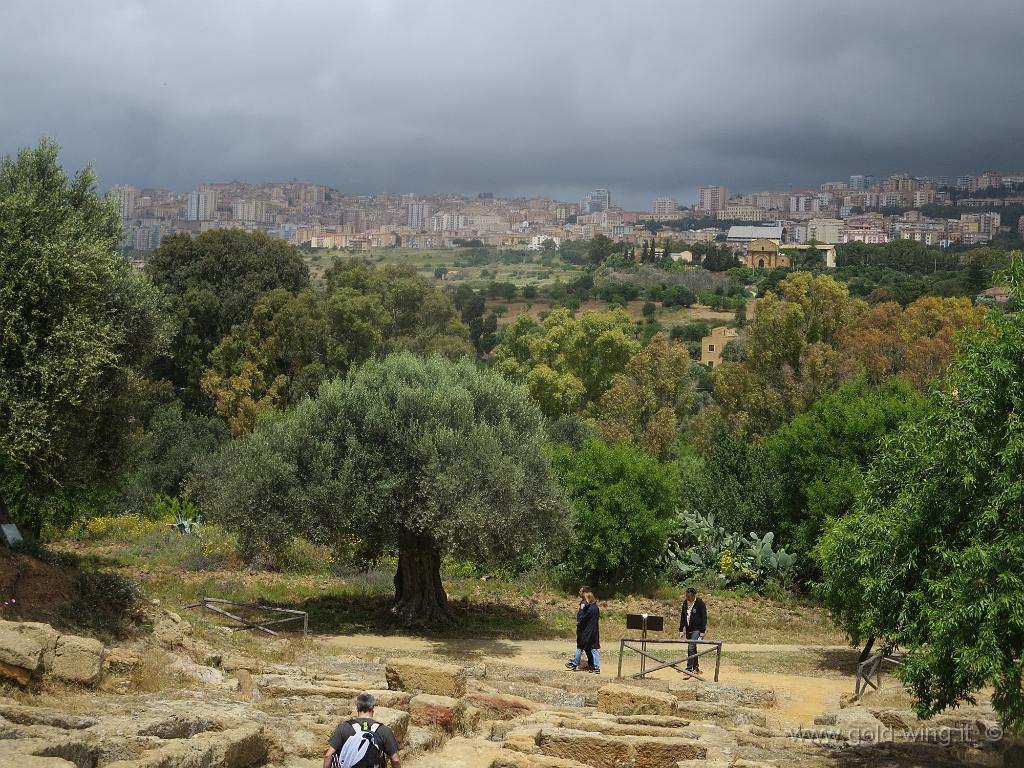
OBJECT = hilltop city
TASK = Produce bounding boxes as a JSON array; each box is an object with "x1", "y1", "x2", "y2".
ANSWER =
[{"x1": 108, "y1": 169, "x2": 1023, "y2": 264}]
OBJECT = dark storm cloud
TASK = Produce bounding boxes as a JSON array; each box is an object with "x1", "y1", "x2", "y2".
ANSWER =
[{"x1": 2, "y1": 0, "x2": 1022, "y2": 207}]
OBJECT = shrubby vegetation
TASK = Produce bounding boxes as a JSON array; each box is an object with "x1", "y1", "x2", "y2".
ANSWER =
[
  {"x1": 6, "y1": 138, "x2": 1024, "y2": 726},
  {"x1": 663, "y1": 510, "x2": 796, "y2": 588},
  {"x1": 553, "y1": 439, "x2": 676, "y2": 586}
]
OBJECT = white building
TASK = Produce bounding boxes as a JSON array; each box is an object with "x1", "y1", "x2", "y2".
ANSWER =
[
  {"x1": 232, "y1": 199, "x2": 270, "y2": 224},
  {"x1": 109, "y1": 185, "x2": 137, "y2": 220},
  {"x1": 806, "y1": 218, "x2": 846, "y2": 244},
  {"x1": 726, "y1": 225, "x2": 784, "y2": 250},
  {"x1": 407, "y1": 201, "x2": 431, "y2": 230},
  {"x1": 430, "y1": 212, "x2": 467, "y2": 232},
  {"x1": 580, "y1": 188, "x2": 611, "y2": 214},
  {"x1": 651, "y1": 196, "x2": 678, "y2": 215},
  {"x1": 527, "y1": 234, "x2": 561, "y2": 251},
  {"x1": 186, "y1": 189, "x2": 217, "y2": 221}
]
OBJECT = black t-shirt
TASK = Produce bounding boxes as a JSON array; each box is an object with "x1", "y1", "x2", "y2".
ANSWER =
[{"x1": 329, "y1": 717, "x2": 399, "y2": 758}]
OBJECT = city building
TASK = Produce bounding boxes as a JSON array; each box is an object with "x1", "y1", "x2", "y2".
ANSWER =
[
  {"x1": 849, "y1": 174, "x2": 874, "y2": 190},
  {"x1": 842, "y1": 225, "x2": 888, "y2": 244},
  {"x1": 109, "y1": 185, "x2": 137, "y2": 220},
  {"x1": 806, "y1": 217, "x2": 845, "y2": 244},
  {"x1": 186, "y1": 189, "x2": 217, "y2": 221},
  {"x1": 744, "y1": 238, "x2": 788, "y2": 270},
  {"x1": 527, "y1": 234, "x2": 561, "y2": 250},
  {"x1": 651, "y1": 196, "x2": 678, "y2": 215},
  {"x1": 697, "y1": 186, "x2": 728, "y2": 213},
  {"x1": 717, "y1": 205, "x2": 768, "y2": 222},
  {"x1": 407, "y1": 200, "x2": 431, "y2": 229},
  {"x1": 232, "y1": 199, "x2": 270, "y2": 224},
  {"x1": 580, "y1": 188, "x2": 611, "y2": 214},
  {"x1": 726, "y1": 224, "x2": 784, "y2": 249}
]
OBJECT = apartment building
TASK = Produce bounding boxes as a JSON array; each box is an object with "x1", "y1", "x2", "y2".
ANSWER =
[
  {"x1": 697, "y1": 186, "x2": 728, "y2": 213},
  {"x1": 651, "y1": 196, "x2": 678, "y2": 215}
]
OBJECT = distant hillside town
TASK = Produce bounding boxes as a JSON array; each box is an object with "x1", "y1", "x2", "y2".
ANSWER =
[{"x1": 108, "y1": 170, "x2": 1024, "y2": 262}]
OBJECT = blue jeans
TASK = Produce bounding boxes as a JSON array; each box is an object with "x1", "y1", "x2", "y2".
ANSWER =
[
  {"x1": 572, "y1": 647, "x2": 600, "y2": 670},
  {"x1": 686, "y1": 631, "x2": 702, "y2": 671}
]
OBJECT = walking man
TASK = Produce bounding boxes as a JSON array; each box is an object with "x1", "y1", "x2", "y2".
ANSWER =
[
  {"x1": 678, "y1": 587, "x2": 707, "y2": 675},
  {"x1": 323, "y1": 692, "x2": 401, "y2": 768}
]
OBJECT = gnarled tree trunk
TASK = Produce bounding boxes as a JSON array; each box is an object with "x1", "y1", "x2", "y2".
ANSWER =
[{"x1": 391, "y1": 533, "x2": 452, "y2": 627}]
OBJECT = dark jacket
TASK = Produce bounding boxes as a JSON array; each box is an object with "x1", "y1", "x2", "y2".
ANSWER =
[
  {"x1": 679, "y1": 598, "x2": 707, "y2": 635},
  {"x1": 576, "y1": 601, "x2": 600, "y2": 649}
]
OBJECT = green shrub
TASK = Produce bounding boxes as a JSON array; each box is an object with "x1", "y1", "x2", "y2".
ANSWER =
[
  {"x1": 553, "y1": 439, "x2": 677, "y2": 585},
  {"x1": 277, "y1": 537, "x2": 337, "y2": 574}
]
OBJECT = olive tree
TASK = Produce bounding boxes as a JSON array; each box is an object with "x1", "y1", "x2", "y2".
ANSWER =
[
  {"x1": 191, "y1": 352, "x2": 571, "y2": 626},
  {"x1": 0, "y1": 139, "x2": 171, "y2": 534}
]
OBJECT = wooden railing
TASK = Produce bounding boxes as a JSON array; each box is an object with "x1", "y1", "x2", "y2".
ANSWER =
[
  {"x1": 855, "y1": 651, "x2": 903, "y2": 700},
  {"x1": 185, "y1": 596, "x2": 308, "y2": 637}
]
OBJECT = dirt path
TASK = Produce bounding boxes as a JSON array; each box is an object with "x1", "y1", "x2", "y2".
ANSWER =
[{"x1": 321, "y1": 635, "x2": 853, "y2": 727}]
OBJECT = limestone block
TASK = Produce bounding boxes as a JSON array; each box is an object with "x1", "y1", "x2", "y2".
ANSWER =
[
  {"x1": 410, "y1": 694, "x2": 470, "y2": 733},
  {"x1": 0, "y1": 621, "x2": 60, "y2": 671},
  {"x1": 153, "y1": 611, "x2": 192, "y2": 649},
  {"x1": 464, "y1": 692, "x2": 540, "y2": 720},
  {"x1": 0, "y1": 627, "x2": 42, "y2": 684},
  {"x1": 104, "y1": 647, "x2": 143, "y2": 675},
  {"x1": 630, "y1": 735, "x2": 706, "y2": 765},
  {"x1": 596, "y1": 684, "x2": 676, "y2": 716},
  {"x1": 0, "y1": 703, "x2": 96, "y2": 730},
  {"x1": 51, "y1": 635, "x2": 104, "y2": 686},
  {"x1": 400, "y1": 724, "x2": 445, "y2": 758},
  {"x1": 0, "y1": 736, "x2": 93, "y2": 768},
  {"x1": 373, "y1": 706, "x2": 411, "y2": 742},
  {"x1": 536, "y1": 728, "x2": 632, "y2": 768},
  {"x1": 386, "y1": 658, "x2": 466, "y2": 697},
  {"x1": 0, "y1": 757, "x2": 78, "y2": 768}
]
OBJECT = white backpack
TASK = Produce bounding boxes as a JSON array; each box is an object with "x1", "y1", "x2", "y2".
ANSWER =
[{"x1": 334, "y1": 721, "x2": 383, "y2": 768}]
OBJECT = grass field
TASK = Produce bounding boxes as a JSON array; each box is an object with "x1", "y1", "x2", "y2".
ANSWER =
[{"x1": 55, "y1": 520, "x2": 844, "y2": 647}]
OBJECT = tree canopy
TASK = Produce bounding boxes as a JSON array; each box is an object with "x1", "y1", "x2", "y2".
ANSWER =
[
  {"x1": 191, "y1": 353, "x2": 571, "y2": 626},
  {"x1": 146, "y1": 229, "x2": 309, "y2": 402},
  {"x1": 0, "y1": 139, "x2": 171, "y2": 533},
  {"x1": 492, "y1": 308, "x2": 640, "y2": 419},
  {"x1": 760, "y1": 377, "x2": 928, "y2": 563},
  {"x1": 816, "y1": 253, "x2": 1024, "y2": 731},
  {"x1": 595, "y1": 332, "x2": 694, "y2": 459},
  {"x1": 202, "y1": 263, "x2": 470, "y2": 433}
]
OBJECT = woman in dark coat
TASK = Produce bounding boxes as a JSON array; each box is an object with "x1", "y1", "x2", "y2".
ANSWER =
[{"x1": 565, "y1": 587, "x2": 601, "y2": 673}]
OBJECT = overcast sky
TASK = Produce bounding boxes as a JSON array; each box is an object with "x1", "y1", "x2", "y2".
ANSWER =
[{"x1": 2, "y1": 1, "x2": 1022, "y2": 208}]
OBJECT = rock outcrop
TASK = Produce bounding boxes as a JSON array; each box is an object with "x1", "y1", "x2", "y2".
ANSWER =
[{"x1": 0, "y1": 619, "x2": 105, "y2": 688}]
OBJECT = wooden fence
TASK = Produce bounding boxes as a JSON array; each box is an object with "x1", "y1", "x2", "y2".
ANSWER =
[{"x1": 185, "y1": 596, "x2": 308, "y2": 637}]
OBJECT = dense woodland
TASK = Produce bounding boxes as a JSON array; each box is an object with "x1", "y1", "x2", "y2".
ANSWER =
[{"x1": 3, "y1": 141, "x2": 1024, "y2": 729}]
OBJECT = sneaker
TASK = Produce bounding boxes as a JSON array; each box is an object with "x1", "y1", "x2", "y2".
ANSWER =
[
  {"x1": 565, "y1": 662, "x2": 578, "y2": 670},
  {"x1": 591, "y1": 669, "x2": 601, "y2": 675}
]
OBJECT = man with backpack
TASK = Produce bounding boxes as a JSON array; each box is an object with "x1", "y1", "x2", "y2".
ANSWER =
[{"x1": 323, "y1": 692, "x2": 401, "y2": 768}]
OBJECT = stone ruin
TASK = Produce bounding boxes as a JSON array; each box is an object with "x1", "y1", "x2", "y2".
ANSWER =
[{"x1": 0, "y1": 612, "x2": 1018, "y2": 768}]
